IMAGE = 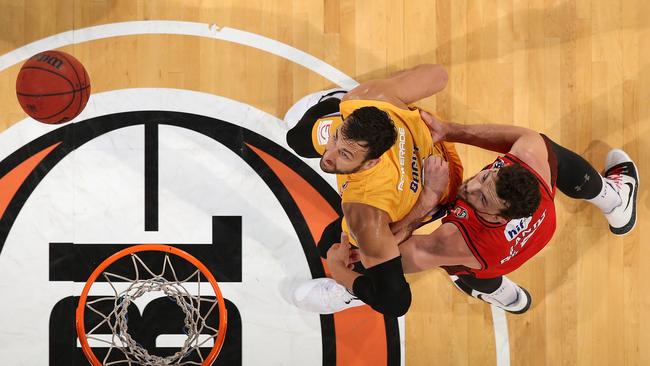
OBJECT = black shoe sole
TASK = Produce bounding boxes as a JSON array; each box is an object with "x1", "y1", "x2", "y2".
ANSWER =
[
  {"x1": 453, "y1": 277, "x2": 532, "y2": 314},
  {"x1": 506, "y1": 287, "x2": 532, "y2": 314}
]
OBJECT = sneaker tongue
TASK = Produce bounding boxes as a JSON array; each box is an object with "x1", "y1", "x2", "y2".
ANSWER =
[{"x1": 605, "y1": 162, "x2": 632, "y2": 176}]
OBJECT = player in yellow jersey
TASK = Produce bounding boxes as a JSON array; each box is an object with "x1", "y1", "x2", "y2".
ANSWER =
[{"x1": 284, "y1": 64, "x2": 463, "y2": 316}]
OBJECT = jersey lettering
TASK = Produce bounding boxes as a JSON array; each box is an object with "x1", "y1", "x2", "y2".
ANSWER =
[
  {"x1": 500, "y1": 209, "x2": 547, "y2": 264},
  {"x1": 409, "y1": 147, "x2": 420, "y2": 193},
  {"x1": 504, "y1": 216, "x2": 532, "y2": 241},
  {"x1": 397, "y1": 127, "x2": 406, "y2": 191}
]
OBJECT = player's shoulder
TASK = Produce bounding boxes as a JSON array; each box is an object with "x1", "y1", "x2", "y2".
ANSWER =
[
  {"x1": 341, "y1": 165, "x2": 399, "y2": 201},
  {"x1": 507, "y1": 133, "x2": 552, "y2": 187},
  {"x1": 342, "y1": 201, "x2": 391, "y2": 230}
]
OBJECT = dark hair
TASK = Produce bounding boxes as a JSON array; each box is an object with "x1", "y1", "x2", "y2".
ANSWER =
[
  {"x1": 341, "y1": 106, "x2": 397, "y2": 160},
  {"x1": 495, "y1": 165, "x2": 542, "y2": 219}
]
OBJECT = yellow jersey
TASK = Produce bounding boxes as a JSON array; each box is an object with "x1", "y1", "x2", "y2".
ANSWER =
[{"x1": 310, "y1": 99, "x2": 463, "y2": 242}]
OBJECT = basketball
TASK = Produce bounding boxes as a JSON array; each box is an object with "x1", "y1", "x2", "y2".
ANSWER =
[{"x1": 16, "y1": 50, "x2": 91, "y2": 124}]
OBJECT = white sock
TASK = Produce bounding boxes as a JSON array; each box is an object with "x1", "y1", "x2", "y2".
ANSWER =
[
  {"x1": 586, "y1": 176, "x2": 622, "y2": 213},
  {"x1": 481, "y1": 277, "x2": 520, "y2": 306}
]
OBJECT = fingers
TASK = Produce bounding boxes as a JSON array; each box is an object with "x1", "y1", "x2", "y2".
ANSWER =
[
  {"x1": 422, "y1": 154, "x2": 450, "y2": 194},
  {"x1": 340, "y1": 232, "x2": 349, "y2": 246},
  {"x1": 420, "y1": 110, "x2": 434, "y2": 129},
  {"x1": 328, "y1": 238, "x2": 352, "y2": 257},
  {"x1": 348, "y1": 249, "x2": 361, "y2": 262},
  {"x1": 429, "y1": 156, "x2": 448, "y2": 168},
  {"x1": 419, "y1": 110, "x2": 447, "y2": 144},
  {"x1": 425, "y1": 155, "x2": 447, "y2": 168},
  {"x1": 347, "y1": 251, "x2": 360, "y2": 270}
]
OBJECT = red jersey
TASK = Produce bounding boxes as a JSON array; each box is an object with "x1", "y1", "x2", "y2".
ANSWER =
[{"x1": 441, "y1": 153, "x2": 557, "y2": 279}]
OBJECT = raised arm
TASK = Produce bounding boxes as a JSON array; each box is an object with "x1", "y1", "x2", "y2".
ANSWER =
[
  {"x1": 420, "y1": 111, "x2": 552, "y2": 187},
  {"x1": 343, "y1": 64, "x2": 449, "y2": 108},
  {"x1": 399, "y1": 223, "x2": 481, "y2": 273},
  {"x1": 326, "y1": 203, "x2": 410, "y2": 317}
]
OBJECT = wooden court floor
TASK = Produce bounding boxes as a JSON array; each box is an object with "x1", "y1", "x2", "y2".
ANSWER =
[{"x1": 0, "y1": 1, "x2": 648, "y2": 365}]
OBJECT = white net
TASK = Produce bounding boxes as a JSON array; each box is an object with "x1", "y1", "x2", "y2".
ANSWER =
[{"x1": 81, "y1": 252, "x2": 222, "y2": 365}]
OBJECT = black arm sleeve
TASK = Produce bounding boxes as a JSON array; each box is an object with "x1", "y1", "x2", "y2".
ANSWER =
[
  {"x1": 352, "y1": 256, "x2": 412, "y2": 317},
  {"x1": 286, "y1": 97, "x2": 340, "y2": 158}
]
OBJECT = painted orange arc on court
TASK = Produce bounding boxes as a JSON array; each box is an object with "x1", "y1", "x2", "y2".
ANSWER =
[
  {"x1": 247, "y1": 143, "x2": 390, "y2": 366},
  {"x1": 0, "y1": 142, "x2": 60, "y2": 220}
]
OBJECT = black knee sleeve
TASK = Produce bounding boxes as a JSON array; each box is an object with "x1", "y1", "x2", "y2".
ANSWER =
[
  {"x1": 352, "y1": 256, "x2": 411, "y2": 317},
  {"x1": 542, "y1": 135, "x2": 603, "y2": 199},
  {"x1": 286, "y1": 98, "x2": 341, "y2": 158}
]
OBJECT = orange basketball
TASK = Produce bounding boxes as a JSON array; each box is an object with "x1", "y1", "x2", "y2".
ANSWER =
[{"x1": 16, "y1": 50, "x2": 91, "y2": 124}]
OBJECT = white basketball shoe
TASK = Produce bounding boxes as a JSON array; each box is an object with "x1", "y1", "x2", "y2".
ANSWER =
[
  {"x1": 291, "y1": 278, "x2": 365, "y2": 314},
  {"x1": 602, "y1": 149, "x2": 639, "y2": 235},
  {"x1": 283, "y1": 88, "x2": 348, "y2": 129},
  {"x1": 450, "y1": 275, "x2": 532, "y2": 314}
]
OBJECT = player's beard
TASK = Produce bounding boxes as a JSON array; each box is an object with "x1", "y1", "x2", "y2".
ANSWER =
[
  {"x1": 457, "y1": 181, "x2": 468, "y2": 201},
  {"x1": 455, "y1": 179, "x2": 477, "y2": 211},
  {"x1": 319, "y1": 156, "x2": 364, "y2": 175}
]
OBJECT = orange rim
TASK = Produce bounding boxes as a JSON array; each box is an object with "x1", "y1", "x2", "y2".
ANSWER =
[{"x1": 75, "y1": 244, "x2": 228, "y2": 366}]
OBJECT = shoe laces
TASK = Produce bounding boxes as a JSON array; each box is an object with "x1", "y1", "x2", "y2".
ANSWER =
[
  {"x1": 606, "y1": 174, "x2": 623, "y2": 190},
  {"x1": 606, "y1": 166, "x2": 627, "y2": 190}
]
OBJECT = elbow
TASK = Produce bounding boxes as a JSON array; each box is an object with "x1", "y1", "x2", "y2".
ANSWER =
[
  {"x1": 382, "y1": 287, "x2": 412, "y2": 317},
  {"x1": 375, "y1": 281, "x2": 413, "y2": 317},
  {"x1": 413, "y1": 64, "x2": 448, "y2": 96},
  {"x1": 352, "y1": 271, "x2": 413, "y2": 317},
  {"x1": 430, "y1": 64, "x2": 448, "y2": 93}
]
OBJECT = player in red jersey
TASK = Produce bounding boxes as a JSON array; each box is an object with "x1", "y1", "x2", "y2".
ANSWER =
[{"x1": 375, "y1": 111, "x2": 640, "y2": 313}]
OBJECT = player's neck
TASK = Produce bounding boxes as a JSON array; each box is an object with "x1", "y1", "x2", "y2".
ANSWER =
[{"x1": 475, "y1": 211, "x2": 507, "y2": 224}]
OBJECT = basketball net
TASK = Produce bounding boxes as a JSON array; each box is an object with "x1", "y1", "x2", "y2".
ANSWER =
[{"x1": 76, "y1": 245, "x2": 228, "y2": 366}]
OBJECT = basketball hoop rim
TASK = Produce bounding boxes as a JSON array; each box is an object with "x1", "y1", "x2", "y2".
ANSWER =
[{"x1": 75, "y1": 244, "x2": 228, "y2": 366}]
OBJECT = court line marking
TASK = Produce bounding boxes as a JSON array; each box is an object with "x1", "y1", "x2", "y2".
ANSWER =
[
  {"x1": 491, "y1": 306, "x2": 510, "y2": 366},
  {"x1": 0, "y1": 20, "x2": 358, "y2": 89},
  {"x1": 0, "y1": 20, "x2": 509, "y2": 366}
]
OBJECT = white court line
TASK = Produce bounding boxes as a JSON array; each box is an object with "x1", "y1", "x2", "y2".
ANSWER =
[
  {"x1": 0, "y1": 20, "x2": 509, "y2": 366},
  {"x1": 0, "y1": 20, "x2": 358, "y2": 89},
  {"x1": 491, "y1": 306, "x2": 511, "y2": 366}
]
